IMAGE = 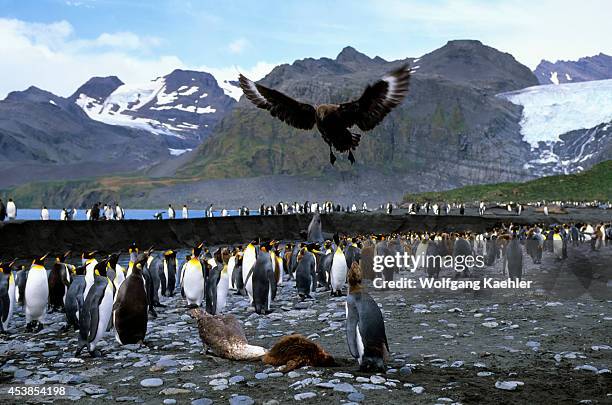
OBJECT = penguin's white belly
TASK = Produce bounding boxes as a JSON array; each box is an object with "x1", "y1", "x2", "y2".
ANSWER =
[
  {"x1": 183, "y1": 264, "x2": 204, "y2": 305},
  {"x1": 331, "y1": 254, "x2": 347, "y2": 291},
  {"x1": 115, "y1": 267, "x2": 126, "y2": 289},
  {"x1": 242, "y1": 253, "x2": 256, "y2": 303},
  {"x1": 415, "y1": 243, "x2": 428, "y2": 271},
  {"x1": 25, "y1": 271, "x2": 49, "y2": 322},
  {"x1": 216, "y1": 273, "x2": 229, "y2": 313},
  {"x1": 553, "y1": 240, "x2": 563, "y2": 258},
  {"x1": 3, "y1": 282, "x2": 15, "y2": 330},
  {"x1": 356, "y1": 325, "x2": 364, "y2": 364},
  {"x1": 277, "y1": 260, "x2": 285, "y2": 286},
  {"x1": 91, "y1": 285, "x2": 114, "y2": 350},
  {"x1": 227, "y1": 258, "x2": 236, "y2": 290}
]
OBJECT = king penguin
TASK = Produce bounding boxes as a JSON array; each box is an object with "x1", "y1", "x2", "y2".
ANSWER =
[
  {"x1": 48, "y1": 251, "x2": 73, "y2": 313},
  {"x1": 295, "y1": 243, "x2": 318, "y2": 300},
  {"x1": 242, "y1": 241, "x2": 258, "y2": 304},
  {"x1": 181, "y1": 243, "x2": 206, "y2": 308},
  {"x1": 64, "y1": 265, "x2": 87, "y2": 331},
  {"x1": 0, "y1": 260, "x2": 17, "y2": 333},
  {"x1": 160, "y1": 250, "x2": 177, "y2": 297},
  {"x1": 205, "y1": 249, "x2": 230, "y2": 315},
  {"x1": 251, "y1": 241, "x2": 277, "y2": 314},
  {"x1": 107, "y1": 253, "x2": 126, "y2": 291},
  {"x1": 24, "y1": 253, "x2": 50, "y2": 332},
  {"x1": 330, "y1": 240, "x2": 348, "y2": 297},
  {"x1": 82, "y1": 251, "x2": 98, "y2": 299},
  {"x1": 345, "y1": 262, "x2": 389, "y2": 372},
  {"x1": 113, "y1": 252, "x2": 150, "y2": 345},
  {"x1": 76, "y1": 258, "x2": 114, "y2": 357}
]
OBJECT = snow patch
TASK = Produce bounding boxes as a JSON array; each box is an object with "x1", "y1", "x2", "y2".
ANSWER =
[
  {"x1": 168, "y1": 148, "x2": 192, "y2": 156},
  {"x1": 49, "y1": 100, "x2": 57, "y2": 106},
  {"x1": 498, "y1": 79, "x2": 612, "y2": 147},
  {"x1": 565, "y1": 73, "x2": 572, "y2": 81},
  {"x1": 550, "y1": 71, "x2": 559, "y2": 85}
]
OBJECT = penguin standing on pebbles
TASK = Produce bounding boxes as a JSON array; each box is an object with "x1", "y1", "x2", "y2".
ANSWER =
[
  {"x1": 181, "y1": 243, "x2": 206, "y2": 308},
  {"x1": 346, "y1": 262, "x2": 389, "y2": 372},
  {"x1": 242, "y1": 241, "x2": 258, "y2": 303},
  {"x1": 48, "y1": 252, "x2": 73, "y2": 313},
  {"x1": 330, "y1": 240, "x2": 348, "y2": 297},
  {"x1": 251, "y1": 241, "x2": 277, "y2": 315},
  {"x1": 24, "y1": 253, "x2": 50, "y2": 332},
  {"x1": 76, "y1": 259, "x2": 113, "y2": 357},
  {"x1": 64, "y1": 265, "x2": 87, "y2": 331},
  {"x1": 295, "y1": 244, "x2": 318, "y2": 300},
  {"x1": 205, "y1": 249, "x2": 230, "y2": 315},
  {"x1": 0, "y1": 260, "x2": 16, "y2": 333},
  {"x1": 113, "y1": 252, "x2": 151, "y2": 345}
]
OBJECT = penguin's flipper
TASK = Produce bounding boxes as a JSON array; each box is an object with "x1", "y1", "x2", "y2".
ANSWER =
[
  {"x1": 345, "y1": 296, "x2": 360, "y2": 359},
  {"x1": 268, "y1": 268, "x2": 277, "y2": 301},
  {"x1": 87, "y1": 289, "x2": 106, "y2": 343},
  {"x1": 1, "y1": 293, "x2": 9, "y2": 323},
  {"x1": 16, "y1": 271, "x2": 27, "y2": 305}
]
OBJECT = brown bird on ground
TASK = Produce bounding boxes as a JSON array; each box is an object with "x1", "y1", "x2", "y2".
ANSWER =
[{"x1": 238, "y1": 64, "x2": 411, "y2": 165}]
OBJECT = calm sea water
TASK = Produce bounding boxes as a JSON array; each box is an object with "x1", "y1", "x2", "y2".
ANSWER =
[{"x1": 13, "y1": 209, "x2": 258, "y2": 221}]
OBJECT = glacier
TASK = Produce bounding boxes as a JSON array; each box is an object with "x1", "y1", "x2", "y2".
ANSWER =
[{"x1": 498, "y1": 79, "x2": 612, "y2": 147}]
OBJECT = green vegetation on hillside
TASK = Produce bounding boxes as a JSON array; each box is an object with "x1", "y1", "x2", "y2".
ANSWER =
[{"x1": 403, "y1": 160, "x2": 612, "y2": 203}]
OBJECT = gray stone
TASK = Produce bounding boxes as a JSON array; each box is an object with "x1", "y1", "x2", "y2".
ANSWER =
[
  {"x1": 294, "y1": 392, "x2": 317, "y2": 401},
  {"x1": 191, "y1": 399, "x2": 213, "y2": 405},
  {"x1": 230, "y1": 395, "x2": 255, "y2": 405},
  {"x1": 334, "y1": 383, "x2": 356, "y2": 393},
  {"x1": 348, "y1": 392, "x2": 365, "y2": 402},
  {"x1": 140, "y1": 378, "x2": 164, "y2": 388},
  {"x1": 163, "y1": 400, "x2": 176, "y2": 405},
  {"x1": 399, "y1": 366, "x2": 413, "y2": 375},
  {"x1": 229, "y1": 375, "x2": 246, "y2": 384},
  {"x1": 255, "y1": 373, "x2": 268, "y2": 380}
]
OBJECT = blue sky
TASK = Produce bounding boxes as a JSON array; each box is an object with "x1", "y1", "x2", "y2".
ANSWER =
[{"x1": 0, "y1": 0, "x2": 610, "y2": 98}]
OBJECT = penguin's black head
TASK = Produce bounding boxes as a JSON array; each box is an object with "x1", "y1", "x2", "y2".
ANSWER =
[
  {"x1": 95, "y1": 259, "x2": 109, "y2": 277},
  {"x1": 74, "y1": 265, "x2": 86, "y2": 276},
  {"x1": 164, "y1": 250, "x2": 176, "y2": 260},
  {"x1": 333, "y1": 233, "x2": 340, "y2": 246},
  {"x1": 193, "y1": 242, "x2": 204, "y2": 257},
  {"x1": 55, "y1": 251, "x2": 71, "y2": 263},
  {"x1": 82, "y1": 251, "x2": 97, "y2": 260},
  {"x1": 33, "y1": 252, "x2": 49, "y2": 266},
  {"x1": 128, "y1": 243, "x2": 138, "y2": 255},
  {"x1": 108, "y1": 253, "x2": 120, "y2": 268},
  {"x1": 260, "y1": 240, "x2": 272, "y2": 252}
]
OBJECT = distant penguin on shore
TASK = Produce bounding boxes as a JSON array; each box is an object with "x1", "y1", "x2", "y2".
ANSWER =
[
  {"x1": 345, "y1": 262, "x2": 389, "y2": 372},
  {"x1": 24, "y1": 253, "x2": 50, "y2": 332}
]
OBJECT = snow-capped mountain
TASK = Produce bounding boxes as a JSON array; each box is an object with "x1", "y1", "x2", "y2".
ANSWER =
[
  {"x1": 499, "y1": 79, "x2": 612, "y2": 174},
  {"x1": 70, "y1": 69, "x2": 238, "y2": 150},
  {"x1": 534, "y1": 53, "x2": 612, "y2": 85}
]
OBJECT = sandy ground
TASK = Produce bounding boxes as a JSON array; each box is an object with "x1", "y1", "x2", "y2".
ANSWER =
[{"x1": 0, "y1": 242, "x2": 611, "y2": 405}]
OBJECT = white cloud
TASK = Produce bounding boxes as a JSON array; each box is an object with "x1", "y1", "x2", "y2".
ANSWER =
[
  {"x1": 198, "y1": 61, "x2": 277, "y2": 84},
  {"x1": 368, "y1": 0, "x2": 612, "y2": 68},
  {"x1": 0, "y1": 18, "x2": 274, "y2": 99},
  {"x1": 228, "y1": 38, "x2": 249, "y2": 54}
]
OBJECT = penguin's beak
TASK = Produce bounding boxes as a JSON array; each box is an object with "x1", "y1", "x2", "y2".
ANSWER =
[{"x1": 40, "y1": 252, "x2": 50, "y2": 261}]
